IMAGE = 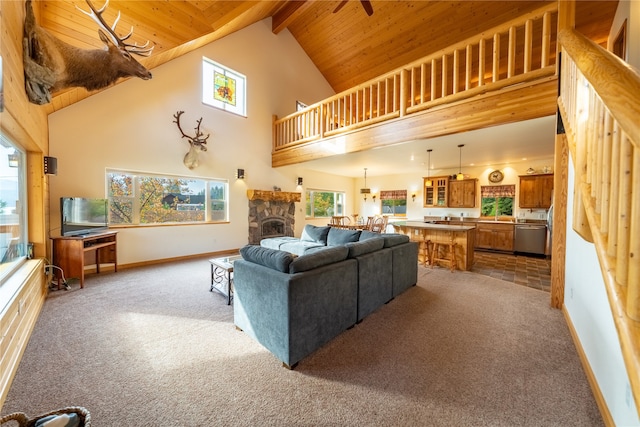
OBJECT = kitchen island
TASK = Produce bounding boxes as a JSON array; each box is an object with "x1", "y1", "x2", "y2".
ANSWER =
[{"x1": 392, "y1": 221, "x2": 476, "y2": 271}]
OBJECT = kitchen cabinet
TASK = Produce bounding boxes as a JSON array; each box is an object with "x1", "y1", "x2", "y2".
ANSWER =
[
  {"x1": 519, "y1": 174, "x2": 554, "y2": 208},
  {"x1": 424, "y1": 176, "x2": 449, "y2": 207},
  {"x1": 449, "y1": 178, "x2": 477, "y2": 207},
  {"x1": 475, "y1": 222, "x2": 514, "y2": 252}
]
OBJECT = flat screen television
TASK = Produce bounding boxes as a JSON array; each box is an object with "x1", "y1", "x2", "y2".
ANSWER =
[{"x1": 60, "y1": 197, "x2": 109, "y2": 237}]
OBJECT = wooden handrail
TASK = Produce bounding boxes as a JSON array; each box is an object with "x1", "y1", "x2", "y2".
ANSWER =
[
  {"x1": 273, "y1": 3, "x2": 558, "y2": 151},
  {"x1": 558, "y1": 27, "x2": 640, "y2": 418}
]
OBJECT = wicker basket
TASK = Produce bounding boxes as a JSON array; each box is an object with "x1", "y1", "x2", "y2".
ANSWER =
[{"x1": 0, "y1": 406, "x2": 90, "y2": 427}]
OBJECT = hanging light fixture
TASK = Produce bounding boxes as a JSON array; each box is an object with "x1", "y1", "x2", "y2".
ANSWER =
[
  {"x1": 360, "y1": 168, "x2": 371, "y2": 201},
  {"x1": 456, "y1": 144, "x2": 465, "y2": 180},
  {"x1": 425, "y1": 149, "x2": 433, "y2": 187}
]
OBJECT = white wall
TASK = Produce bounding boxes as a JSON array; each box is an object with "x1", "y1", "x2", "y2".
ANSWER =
[
  {"x1": 48, "y1": 19, "x2": 345, "y2": 264},
  {"x1": 609, "y1": 0, "x2": 640, "y2": 71},
  {"x1": 564, "y1": 159, "x2": 640, "y2": 426}
]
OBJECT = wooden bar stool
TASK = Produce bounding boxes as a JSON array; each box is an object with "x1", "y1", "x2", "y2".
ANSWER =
[{"x1": 431, "y1": 231, "x2": 457, "y2": 272}]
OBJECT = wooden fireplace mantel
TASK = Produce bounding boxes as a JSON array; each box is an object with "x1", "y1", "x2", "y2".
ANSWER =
[{"x1": 247, "y1": 190, "x2": 301, "y2": 203}]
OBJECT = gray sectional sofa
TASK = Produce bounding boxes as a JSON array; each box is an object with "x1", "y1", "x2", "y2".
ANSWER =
[{"x1": 233, "y1": 225, "x2": 418, "y2": 368}]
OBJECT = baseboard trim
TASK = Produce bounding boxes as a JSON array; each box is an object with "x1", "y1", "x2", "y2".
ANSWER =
[
  {"x1": 562, "y1": 305, "x2": 614, "y2": 426},
  {"x1": 116, "y1": 249, "x2": 241, "y2": 271}
]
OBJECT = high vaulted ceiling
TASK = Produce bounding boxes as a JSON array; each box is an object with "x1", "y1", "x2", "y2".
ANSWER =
[
  {"x1": 37, "y1": 0, "x2": 617, "y2": 113},
  {"x1": 35, "y1": 1, "x2": 618, "y2": 176}
]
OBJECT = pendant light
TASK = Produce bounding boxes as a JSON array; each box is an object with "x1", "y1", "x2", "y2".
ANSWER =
[
  {"x1": 360, "y1": 168, "x2": 371, "y2": 201},
  {"x1": 425, "y1": 149, "x2": 433, "y2": 187},
  {"x1": 456, "y1": 144, "x2": 465, "y2": 180}
]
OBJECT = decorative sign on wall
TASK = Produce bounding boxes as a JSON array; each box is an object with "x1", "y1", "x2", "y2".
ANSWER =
[{"x1": 214, "y1": 72, "x2": 236, "y2": 105}]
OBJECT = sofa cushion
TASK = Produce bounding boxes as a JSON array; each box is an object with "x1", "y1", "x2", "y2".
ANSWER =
[
  {"x1": 279, "y1": 240, "x2": 326, "y2": 257},
  {"x1": 240, "y1": 245, "x2": 294, "y2": 273},
  {"x1": 289, "y1": 246, "x2": 349, "y2": 273},
  {"x1": 327, "y1": 227, "x2": 361, "y2": 246},
  {"x1": 345, "y1": 237, "x2": 385, "y2": 258},
  {"x1": 260, "y1": 236, "x2": 299, "y2": 250},
  {"x1": 300, "y1": 225, "x2": 330, "y2": 244},
  {"x1": 381, "y1": 233, "x2": 410, "y2": 248},
  {"x1": 359, "y1": 230, "x2": 381, "y2": 241}
]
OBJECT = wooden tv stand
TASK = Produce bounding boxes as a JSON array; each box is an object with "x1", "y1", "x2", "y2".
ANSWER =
[{"x1": 51, "y1": 231, "x2": 118, "y2": 288}]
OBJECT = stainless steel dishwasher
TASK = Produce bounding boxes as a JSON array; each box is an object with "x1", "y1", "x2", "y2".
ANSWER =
[{"x1": 514, "y1": 224, "x2": 547, "y2": 255}]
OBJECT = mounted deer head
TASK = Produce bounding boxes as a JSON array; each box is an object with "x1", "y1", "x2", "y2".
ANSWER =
[
  {"x1": 23, "y1": 0, "x2": 154, "y2": 105},
  {"x1": 173, "y1": 111, "x2": 210, "y2": 170}
]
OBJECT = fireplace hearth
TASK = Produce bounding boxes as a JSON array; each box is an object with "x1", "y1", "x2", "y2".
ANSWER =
[{"x1": 247, "y1": 190, "x2": 301, "y2": 245}]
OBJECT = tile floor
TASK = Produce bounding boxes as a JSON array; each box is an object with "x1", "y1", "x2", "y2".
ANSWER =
[{"x1": 470, "y1": 250, "x2": 552, "y2": 292}]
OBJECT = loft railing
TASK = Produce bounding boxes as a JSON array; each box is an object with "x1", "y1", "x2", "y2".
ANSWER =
[
  {"x1": 273, "y1": 3, "x2": 558, "y2": 151},
  {"x1": 557, "y1": 28, "x2": 640, "y2": 417}
]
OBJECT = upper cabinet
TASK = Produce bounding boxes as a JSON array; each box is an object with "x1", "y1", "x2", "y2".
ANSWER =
[
  {"x1": 424, "y1": 177, "x2": 476, "y2": 208},
  {"x1": 519, "y1": 174, "x2": 554, "y2": 208},
  {"x1": 424, "y1": 176, "x2": 449, "y2": 207},
  {"x1": 449, "y1": 179, "x2": 477, "y2": 208}
]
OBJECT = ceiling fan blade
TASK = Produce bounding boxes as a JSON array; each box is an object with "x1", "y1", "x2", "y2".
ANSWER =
[
  {"x1": 333, "y1": 1, "x2": 348, "y2": 13},
  {"x1": 361, "y1": 0, "x2": 374, "y2": 16}
]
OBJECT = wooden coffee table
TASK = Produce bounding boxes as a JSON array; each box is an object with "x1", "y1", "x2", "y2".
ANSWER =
[{"x1": 209, "y1": 254, "x2": 242, "y2": 305}]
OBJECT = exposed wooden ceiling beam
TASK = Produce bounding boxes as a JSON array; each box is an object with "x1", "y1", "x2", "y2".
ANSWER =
[{"x1": 271, "y1": 1, "x2": 313, "y2": 35}]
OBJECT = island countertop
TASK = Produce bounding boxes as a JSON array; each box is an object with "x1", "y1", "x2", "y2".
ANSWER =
[
  {"x1": 392, "y1": 221, "x2": 476, "y2": 271},
  {"x1": 393, "y1": 221, "x2": 476, "y2": 231}
]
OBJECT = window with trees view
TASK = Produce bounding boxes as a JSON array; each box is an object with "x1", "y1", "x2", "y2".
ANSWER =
[
  {"x1": 380, "y1": 190, "x2": 407, "y2": 216},
  {"x1": 305, "y1": 190, "x2": 346, "y2": 218},
  {"x1": 107, "y1": 170, "x2": 228, "y2": 225},
  {"x1": 480, "y1": 185, "x2": 515, "y2": 217}
]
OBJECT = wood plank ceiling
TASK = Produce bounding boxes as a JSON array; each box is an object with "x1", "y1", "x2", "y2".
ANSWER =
[{"x1": 35, "y1": 0, "x2": 617, "y2": 114}]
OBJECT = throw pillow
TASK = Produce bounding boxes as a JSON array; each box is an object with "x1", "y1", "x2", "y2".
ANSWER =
[
  {"x1": 289, "y1": 246, "x2": 349, "y2": 273},
  {"x1": 240, "y1": 245, "x2": 294, "y2": 273},
  {"x1": 326, "y1": 227, "x2": 361, "y2": 246},
  {"x1": 300, "y1": 225, "x2": 331, "y2": 244}
]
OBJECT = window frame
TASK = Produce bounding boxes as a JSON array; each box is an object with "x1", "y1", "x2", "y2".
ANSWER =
[
  {"x1": 305, "y1": 189, "x2": 346, "y2": 219},
  {"x1": 202, "y1": 57, "x2": 247, "y2": 117},
  {"x1": 106, "y1": 169, "x2": 229, "y2": 226},
  {"x1": 480, "y1": 185, "x2": 515, "y2": 217},
  {"x1": 380, "y1": 190, "x2": 407, "y2": 217},
  {"x1": 0, "y1": 134, "x2": 28, "y2": 284}
]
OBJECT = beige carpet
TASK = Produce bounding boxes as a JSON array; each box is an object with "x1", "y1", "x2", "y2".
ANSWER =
[{"x1": 1, "y1": 259, "x2": 602, "y2": 426}]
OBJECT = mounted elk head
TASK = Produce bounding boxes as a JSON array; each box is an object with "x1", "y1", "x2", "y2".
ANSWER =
[
  {"x1": 23, "y1": 0, "x2": 154, "y2": 105},
  {"x1": 173, "y1": 111, "x2": 210, "y2": 170}
]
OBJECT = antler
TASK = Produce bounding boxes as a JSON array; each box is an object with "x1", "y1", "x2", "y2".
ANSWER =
[
  {"x1": 76, "y1": 0, "x2": 154, "y2": 56},
  {"x1": 173, "y1": 111, "x2": 210, "y2": 151}
]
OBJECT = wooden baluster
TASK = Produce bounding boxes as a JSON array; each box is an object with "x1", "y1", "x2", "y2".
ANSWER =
[
  {"x1": 600, "y1": 112, "x2": 613, "y2": 234},
  {"x1": 441, "y1": 54, "x2": 448, "y2": 98},
  {"x1": 492, "y1": 33, "x2": 500, "y2": 82},
  {"x1": 431, "y1": 58, "x2": 437, "y2": 100},
  {"x1": 465, "y1": 44, "x2": 472, "y2": 90},
  {"x1": 627, "y1": 148, "x2": 640, "y2": 320},
  {"x1": 420, "y1": 63, "x2": 427, "y2": 104},
  {"x1": 542, "y1": 11, "x2": 551, "y2": 68},
  {"x1": 478, "y1": 38, "x2": 485, "y2": 87},
  {"x1": 616, "y1": 133, "x2": 633, "y2": 286},
  {"x1": 453, "y1": 49, "x2": 459, "y2": 94},
  {"x1": 607, "y1": 121, "x2": 620, "y2": 257},
  {"x1": 508, "y1": 26, "x2": 516, "y2": 78},
  {"x1": 524, "y1": 19, "x2": 532, "y2": 73}
]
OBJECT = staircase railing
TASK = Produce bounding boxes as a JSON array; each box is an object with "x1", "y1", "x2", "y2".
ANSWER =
[
  {"x1": 557, "y1": 28, "x2": 640, "y2": 417},
  {"x1": 274, "y1": 3, "x2": 558, "y2": 151}
]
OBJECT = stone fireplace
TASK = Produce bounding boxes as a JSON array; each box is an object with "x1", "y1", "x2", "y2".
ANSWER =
[{"x1": 247, "y1": 190, "x2": 301, "y2": 245}]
